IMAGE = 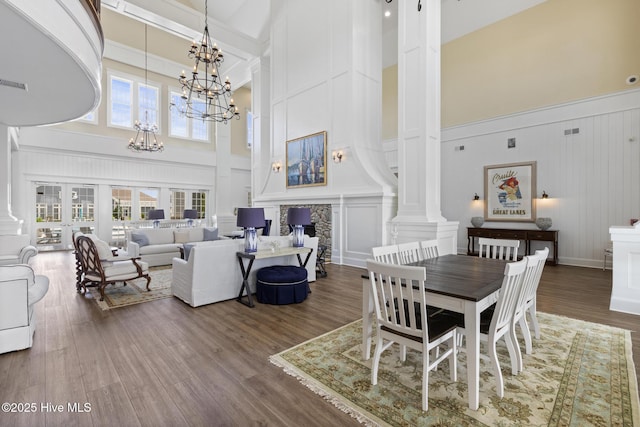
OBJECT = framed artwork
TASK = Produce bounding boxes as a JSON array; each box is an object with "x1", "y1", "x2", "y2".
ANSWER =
[
  {"x1": 286, "y1": 131, "x2": 327, "y2": 188},
  {"x1": 484, "y1": 161, "x2": 537, "y2": 222}
]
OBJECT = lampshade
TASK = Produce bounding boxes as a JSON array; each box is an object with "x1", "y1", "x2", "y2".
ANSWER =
[
  {"x1": 148, "y1": 209, "x2": 165, "y2": 220},
  {"x1": 183, "y1": 209, "x2": 198, "y2": 219},
  {"x1": 287, "y1": 207, "x2": 311, "y2": 225},
  {"x1": 236, "y1": 208, "x2": 265, "y2": 228}
]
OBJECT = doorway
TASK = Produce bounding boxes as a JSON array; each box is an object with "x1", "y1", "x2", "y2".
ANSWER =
[{"x1": 34, "y1": 183, "x2": 97, "y2": 251}]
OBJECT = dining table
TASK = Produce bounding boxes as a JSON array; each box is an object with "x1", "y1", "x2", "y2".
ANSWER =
[{"x1": 361, "y1": 254, "x2": 508, "y2": 410}]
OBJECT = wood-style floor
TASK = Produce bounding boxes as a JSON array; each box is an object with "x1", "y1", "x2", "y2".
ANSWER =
[{"x1": 0, "y1": 251, "x2": 637, "y2": 427}]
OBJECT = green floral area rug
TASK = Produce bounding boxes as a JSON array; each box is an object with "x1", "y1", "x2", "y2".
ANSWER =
[
  {"x1": 270, "y1": 313, "x2": 639, "y2": 426},
  {"x1": 86, "y1": 267, "x2": 173, "y2": 311}
]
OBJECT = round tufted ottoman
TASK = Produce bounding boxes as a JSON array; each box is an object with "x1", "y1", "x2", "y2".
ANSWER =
[{"x1": 256, "y1": 265, "x2": 308, "y2": 304}]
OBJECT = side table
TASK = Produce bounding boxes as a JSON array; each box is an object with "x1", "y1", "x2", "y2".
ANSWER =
[{"x1": 236, "y1": 246, "x2": 313, "y2": 308}]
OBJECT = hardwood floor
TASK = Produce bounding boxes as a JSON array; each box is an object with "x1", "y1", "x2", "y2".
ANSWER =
[{"x1": 0, "y1": 251, "x2": 637, "y2": 426}]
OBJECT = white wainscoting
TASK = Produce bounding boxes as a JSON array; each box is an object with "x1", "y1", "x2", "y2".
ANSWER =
[{"x1": 439, "y1": 89, "x2": 640, "y2": 268}]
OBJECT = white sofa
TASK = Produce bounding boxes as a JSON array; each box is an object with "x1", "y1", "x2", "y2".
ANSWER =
[
  {"x1": 0, "y1": 235, "x2": 38, "y2": 266},
  {"x1": 0, "y1": 264, "x2": 49, "y2": 354},
  {"x1": 126, "y1": 227, "x2": 218, "y2": 267},
  {"x1": 171, "y1": 235, "x2": 318, "y2": 307}
]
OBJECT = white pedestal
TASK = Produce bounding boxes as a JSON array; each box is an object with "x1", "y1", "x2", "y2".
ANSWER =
[{"x1": 609, "y1": 222, "x2": 640, "y2": 315}]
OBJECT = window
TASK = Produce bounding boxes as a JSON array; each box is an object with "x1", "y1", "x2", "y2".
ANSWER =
[
  {"x1": 192, "y1": 191, "x2": 207, "y2": 219},
  {"x1": 110, "y1": 76, "x2": 132, "y2": 128},
  {"x1": 77, "y1": 110, "x2": 98, "y2": 124},
  {"x1": 138, "y1": 188, "x2": 159, "y2": 220},
  {"x1": 108, "y1": 71, "x2": 160, "y2": 131},
  {"x1": 170, "y1": 190, "x2": 186, "y2": 219},
  {"x1": 169, "y1": 89, "x2": 209, "y2": 141},
  {"x1": 139, "y1": 83, "x2": 159, "y2": 125},
  {"x1": 112, "y1": 188, "x2": 132, "y2": 220}
]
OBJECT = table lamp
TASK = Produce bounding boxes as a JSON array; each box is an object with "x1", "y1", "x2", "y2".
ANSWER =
[
  {"x1": 287, "y1": 207, "x2": 311, "y2": 248},
  {"x1": 237, "y1": 207, "x2": 265, "y2": 253}
]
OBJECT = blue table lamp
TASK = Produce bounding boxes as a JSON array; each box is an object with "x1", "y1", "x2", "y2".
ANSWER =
[
  {"x1": 237, "y1": 208, "x2": 265, "y2": 253},
  {"x1": 287, "y1": 207, "x2": 311, "y2": 248}
]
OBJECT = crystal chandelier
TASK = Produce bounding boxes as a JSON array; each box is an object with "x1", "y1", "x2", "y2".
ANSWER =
[
  {"x1": 171, "y1": 0, "x2": 240, "y2": 123},
  {"x1": 128, "y1": 25, "x2": 164, "y2": 153}
]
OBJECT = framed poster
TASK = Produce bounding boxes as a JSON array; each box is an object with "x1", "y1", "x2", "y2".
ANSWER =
[
  {"x1": 484, "y1": 161, "x2": 536, "y2": 222},
  {"x1": 286, "y1": 131, "x2": 327, "y2": 188}
]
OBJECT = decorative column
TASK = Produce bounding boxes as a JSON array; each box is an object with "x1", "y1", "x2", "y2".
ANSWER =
[
  {"x1": 0, "y1": 125, "x2": 22, "y2": 235},
  {"x1": 214, "y1": 121, "x2": 234, "y2": 233},
  {"x1": 392, "y1": 0, "x2": 458, "y2": 253}
]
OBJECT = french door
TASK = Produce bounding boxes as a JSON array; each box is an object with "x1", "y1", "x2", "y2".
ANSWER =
[{"x1": 34, "y1": 183, "x2": 97, "y2": 251}]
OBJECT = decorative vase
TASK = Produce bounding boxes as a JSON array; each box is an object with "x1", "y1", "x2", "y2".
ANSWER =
[
  {"x1": 471, "y1": 216, "x2": 484, "y2": 228},
  {"x1": 536, "y1": 217, "x2": 552, "y2": 231}
]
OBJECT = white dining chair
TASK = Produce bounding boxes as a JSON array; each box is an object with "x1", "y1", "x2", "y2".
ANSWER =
[
  {"x1": 371, "y1": 245, "x2": 399, "y2": 264},
  {"x1": 517, "y1": 247, "x2": 549, "y2": 348},
  {"x1": 419, "y1": 239, "x2": 439, "y2": 260},
  {"x1": 397, "y1": 241, "x2": 422, "y2": 264},
  {"x1": 453, "y1": 258, "x2": 527, "y2": 398},
  {"x1": 366, "y1": 260, "x2": 458, "y2": 411},
  {"x1": 478, "y1": 237, "x2": 520, "y2": 261}
]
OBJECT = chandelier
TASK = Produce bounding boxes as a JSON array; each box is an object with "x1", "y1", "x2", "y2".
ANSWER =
[
  {"x1": 128, "y1": 25, "x2": 164, "y2": 153},
  {"x1": 171, "y1": 0, "x2": 240, "y2": 123}
]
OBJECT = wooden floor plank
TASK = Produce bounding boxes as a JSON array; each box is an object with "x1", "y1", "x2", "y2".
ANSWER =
[{"x1": 0, "y1": 251, "x2": 636, "y2": 427}]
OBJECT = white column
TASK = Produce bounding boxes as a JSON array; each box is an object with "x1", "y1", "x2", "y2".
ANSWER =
[
  {"x1": 215, "y1": 121, "x2": 234, "y2": 233},
  {"x1": 0, "y1": 125, "x2": 22, "y2": 235},
  {"x1": 393, "y1": 0, "x2": 458, "y2": 252},
  {"x1": 609, "y1": 222, "x2": 640, "y2": 315}
]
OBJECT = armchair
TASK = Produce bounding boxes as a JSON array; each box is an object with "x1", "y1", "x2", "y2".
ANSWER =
[
  {"x1": 76, "y1": 235, "x2": 150, "y2": 301},
  {"x1": 0, "y1": 234, "x2": 38, "y2": 266},
  {"x1": 0, "y1": 264, "x2": 49, "y2": 353}
]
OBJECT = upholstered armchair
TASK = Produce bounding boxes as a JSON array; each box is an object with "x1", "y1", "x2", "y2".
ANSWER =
[
  {"x1": 0, "y1": 264, "x2": 49, "y2": 354},
  {"x1": 0, "y1": 234, "x2": 38, "y2": 266}
]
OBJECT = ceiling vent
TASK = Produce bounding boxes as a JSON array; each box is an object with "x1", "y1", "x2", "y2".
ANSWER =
[{"x1": 0, "y1": 79, "x2": 27, "y2": 91}]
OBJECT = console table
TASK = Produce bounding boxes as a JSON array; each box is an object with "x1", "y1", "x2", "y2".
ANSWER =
[
  {"x1": 236, "y1": 247, "x2": 313, "y2": 307},
  {"x1": 467, "y1": 227, "x2": 558, "y2": 265}
]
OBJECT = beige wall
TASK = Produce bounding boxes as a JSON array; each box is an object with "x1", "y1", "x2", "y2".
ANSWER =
[
  {"x1": 382, "y1": 0, "x2": 640, "y2": 137},
  {"x1": 230, "y1": 86, "x2": 252, "y2": 157},
  {"x1": 442, "y1": 0, "x2": 640, "y2": 127}
]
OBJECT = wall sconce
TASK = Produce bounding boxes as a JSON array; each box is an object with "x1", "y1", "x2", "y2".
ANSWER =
[
  {"x1": 271, "y1": 161, "x2": 282, "y2": 173},
  {"x1": 332, "y1": 150, "x2": 343, "y2": 163},
  {"x1": 473, "y1": 193, "x2": 480, "y2": 201},
  {"x1": 541, "y1": 190, "x2": 549, "y2": 199}
]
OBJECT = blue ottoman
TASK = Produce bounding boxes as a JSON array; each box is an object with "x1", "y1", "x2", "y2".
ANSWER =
[{"x1": 256, "y1": 265, "x2": 308, "y2": 304}]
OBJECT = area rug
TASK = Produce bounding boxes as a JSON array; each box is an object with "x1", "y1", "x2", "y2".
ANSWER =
[
  {"x1": 270, "y1": 313, "x2": 639, "y2": 426},
  {"x1": 87, "y1": 267, "x2": 173, "y2": 311}
]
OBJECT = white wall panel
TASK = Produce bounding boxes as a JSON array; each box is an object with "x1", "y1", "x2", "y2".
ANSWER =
[{"x1": 441, "y1": 90, "x2": 640, "y2": 267}]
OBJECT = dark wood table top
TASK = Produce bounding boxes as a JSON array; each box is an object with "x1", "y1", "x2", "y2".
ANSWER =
[
  {"x1": 364, "y1": 255, "x2": 507, "y2": 302},
  {"x1": 408, "y1": 255, "x2": 507, "y2": 302}
]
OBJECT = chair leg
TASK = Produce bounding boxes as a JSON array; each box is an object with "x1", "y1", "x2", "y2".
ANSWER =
[
  {"x1": 506, "y1": 327, "x2": 522, "y2": 375},
  {"x1": 399, "y1": 344, "x2": 407, "y2": 362},
  {"x1": 529, "y1": 302, "x2": 540, "y2": 339},
  {"x1": 488, "y1": 338, "x2": 504, "y2": 398},
  {"x1": 144, "y1": 274, "x2": 151, "y2": 291},
  {"x1": 422, "y1": 350, "x2": 429, "y2": 411},
  {"x1": 371, "y1": 336, "x2": 384, "y2": 386},
  {"x1": 519, "y1": 315, "x2": 533, "y2": 355}
]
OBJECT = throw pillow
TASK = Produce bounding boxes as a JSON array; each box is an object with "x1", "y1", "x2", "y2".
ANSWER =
[
  {"x1": 203, "y1": 227, "x2": 218, "y2": 241},
  {"x1": 86, "y1": 234, "x2": 113, "y2": 260},
  {"x1": 130, "y1": 231, "x2": 149, "y2": 247},
  {"x1": 174, "y1": 230, "x2": 191, "y2": 244},
  {"x1": 183, "y1": 243, "x2": 195, "y2": 261}
]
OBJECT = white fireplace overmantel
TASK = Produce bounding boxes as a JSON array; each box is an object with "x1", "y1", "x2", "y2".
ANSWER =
[{"x1": 609, "y1": 222, "x2": 640, "y2": 315}]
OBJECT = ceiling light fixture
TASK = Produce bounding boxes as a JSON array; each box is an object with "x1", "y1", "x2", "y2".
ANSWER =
[
  {"x1": 170, "y1": 0, "x2": 240, "y2": 123},
  {"x1": 128, "y1": 25, "x2": 164, "y2": 153}
]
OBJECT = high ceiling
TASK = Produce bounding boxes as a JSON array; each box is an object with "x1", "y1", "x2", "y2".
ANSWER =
[{"x1": 0, "y1": 0, "x2": 547, "y2": 127}]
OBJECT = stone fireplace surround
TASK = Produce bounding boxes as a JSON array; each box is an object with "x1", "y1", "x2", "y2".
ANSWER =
[{"x1": 279, "y1": 204, "x2": 331, "y2": 261}]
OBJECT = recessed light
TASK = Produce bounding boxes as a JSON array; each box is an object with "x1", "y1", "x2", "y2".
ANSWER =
[
  {"x1": 626, "y1": 75, "x2": 638, "y2": 85},
  {"x1": 384, "y1": 10, "x2": 391, "y2": 17}
]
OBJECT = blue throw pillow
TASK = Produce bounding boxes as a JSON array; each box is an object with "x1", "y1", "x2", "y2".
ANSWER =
[
  {"x1": 203, "y1": 227, "x2": 218, "y2": 241},
  {"x1": 183, "y1": 243, "x2": 195, "y2": 260},
  {"x1": 130, "y1": 231, "x2": 149, "y2": 247}
]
